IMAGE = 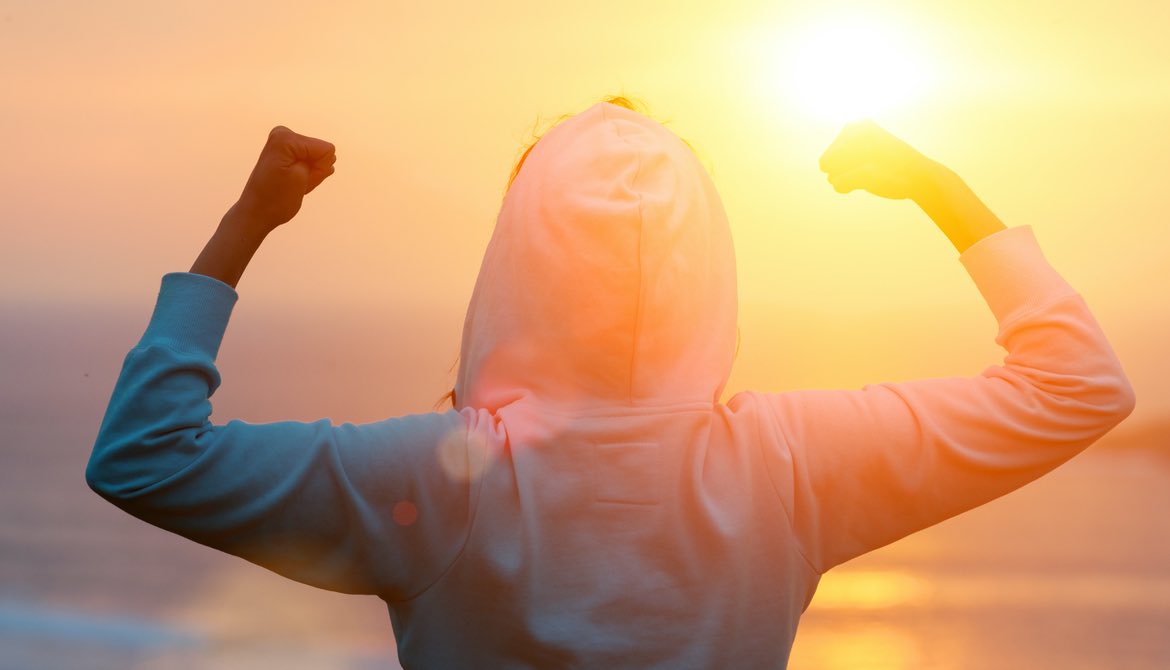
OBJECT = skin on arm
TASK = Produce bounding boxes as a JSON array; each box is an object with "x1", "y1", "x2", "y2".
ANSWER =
[
  {"x1": 190, "y1": 126, "x2": 337, "y2": 287},
  {"x1": 817, "y1": 119, "x2": 1006, "y2": 253}
]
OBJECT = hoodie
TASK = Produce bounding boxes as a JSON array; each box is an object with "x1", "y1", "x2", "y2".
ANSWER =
[{"x1": 87, "y1": 101, "x2": 1136, "y2": 668}]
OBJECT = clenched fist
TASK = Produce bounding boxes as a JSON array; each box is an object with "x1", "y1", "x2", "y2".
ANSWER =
[
  {"x1": 818, "y1": 120, "x2": 1007, "y2": 253},
  {"x1": 236, "y1": 126, "x2": 337, "y2": 230},
  {"x1": 818, "y1": 120, "x2": 944, "y2": 204}
]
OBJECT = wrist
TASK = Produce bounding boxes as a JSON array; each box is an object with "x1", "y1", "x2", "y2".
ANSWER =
[
  {"x1": 911, "y1": 164, "x2": 1006, "y2": 253},
  {"x1": 910, "y1": 160, "x2": 961, "y2": 213},
  {"x1": 219, "y1": 200, "x2": 276, "y2": 241},
  {"x1": 188, "y1": 203, "x2": 271, "y2": 289}
]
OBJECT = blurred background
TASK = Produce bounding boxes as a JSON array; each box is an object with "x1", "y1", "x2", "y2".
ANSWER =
[{"x1": 1, "y1": 0, "x2": 1167, "y2": 667}]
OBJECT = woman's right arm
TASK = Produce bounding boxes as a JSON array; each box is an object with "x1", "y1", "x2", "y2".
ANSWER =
[{"x1": 746, "y1": 123, "x2": 1136, "y2": 573}]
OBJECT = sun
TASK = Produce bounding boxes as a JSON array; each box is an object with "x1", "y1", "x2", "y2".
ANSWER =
[{"x1": 780, "y1": 14, "x2": 935, "y2": 122}]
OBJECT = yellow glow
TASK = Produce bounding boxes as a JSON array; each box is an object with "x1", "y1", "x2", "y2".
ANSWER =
[
  {"x1": 790, "y1": 624, "x2": 920, "y2": 670},
  {"x1": 781, "y1": 14, "x2": 935, "y2": 122},
  {"x1": 811, "y1": 570, "x2": 931, "y2": 609}
]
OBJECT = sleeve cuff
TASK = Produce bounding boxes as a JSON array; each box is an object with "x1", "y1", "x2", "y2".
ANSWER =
[
  {"x1": 140, "y1": 272, "x2": 239, "y2": 358},
  {"x1": 958, "y1": 226, "x2": 1079, "y2": 327}
]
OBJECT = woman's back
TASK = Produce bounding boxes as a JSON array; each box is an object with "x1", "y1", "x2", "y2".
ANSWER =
[{"x1": 388, "y1": 404, "x2": 808, "y2": 668}]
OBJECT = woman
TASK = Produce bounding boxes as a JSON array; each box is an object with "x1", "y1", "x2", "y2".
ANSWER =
[{"x1": 87, "y1": 96, "x2": 1135, "y2": 668}]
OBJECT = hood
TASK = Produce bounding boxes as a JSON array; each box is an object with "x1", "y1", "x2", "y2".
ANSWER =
[{"x1": 455, "y1": 101, "x2": 737, "y2": 414}]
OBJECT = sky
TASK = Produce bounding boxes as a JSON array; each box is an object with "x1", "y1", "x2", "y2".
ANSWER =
[{"x1": 2, "y1": 0, "x2": 1168, "y2": 425}]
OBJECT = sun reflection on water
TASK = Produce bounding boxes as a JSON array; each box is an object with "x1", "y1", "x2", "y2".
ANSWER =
[
  {"x1": 812, "y1": 569, "x2": 932, "y2": 610},
  {"x1": 791, "y1": 623, "x2": 922, "y2": 670}
]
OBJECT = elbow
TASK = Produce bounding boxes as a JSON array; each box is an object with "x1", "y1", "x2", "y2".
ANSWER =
[
  {"x1": 85, "y1": 445, "x2": 125, "y2": 501},
  {"x1": 1065, "y1": 371, "x2": 1137, "y2": 437},
  {"x1": 1005, "y1": 366, "x2": 1137, "y2": 441},
  {"x1": 86, "y1": 429, "x2": 193, "y2": 502},
  {"x1": 86, "y1": 420, "x2": 141, "y2": 501},
  {"x1": 1088, "y1": 377, "x2": 1137, "y2": 446},
  {"x1": 1105, "y1": 375, "x2": 1137, "y2": 425},
  {"x1": 86, "y1": 455, "x2": 113, "y2": 499},
  {"x1": 1088, "y1": 361, "x2": 1137, "y2": 425}
]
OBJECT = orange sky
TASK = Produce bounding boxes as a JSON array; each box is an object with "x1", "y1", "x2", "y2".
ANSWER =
[{"x1": 2, "y1": 1, "x2": 1167, "y2": 422}]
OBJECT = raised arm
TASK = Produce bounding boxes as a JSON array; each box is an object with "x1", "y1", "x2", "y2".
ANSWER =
[
  {"x1": 747, "y1": 121, "x2": 1135, "y2": 573},
  {"x1": 87, "y1": 127, "x2": 483, "y2": 598},
  {"x1": 190, "y1": 125, "x2": 336, "y2": 287}
]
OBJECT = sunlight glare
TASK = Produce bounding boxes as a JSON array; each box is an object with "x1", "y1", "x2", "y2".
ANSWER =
[{"x1": 781, "y1": 14, "x2": 935, "y2": 122}]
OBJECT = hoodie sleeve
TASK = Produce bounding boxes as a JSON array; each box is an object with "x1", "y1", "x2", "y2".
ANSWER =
[
  {"x1": 86, "y1": 272, "x2": 477, "y2": 599},
  {"x1": 748, "y1": 226, "x2": 1136, "y2": 574}
]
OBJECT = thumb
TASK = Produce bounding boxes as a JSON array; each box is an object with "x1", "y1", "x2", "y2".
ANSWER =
[
  {"x1": 828, "y1": 164, "x2": 905, "y2": 198},
  {"x1": 829, "y1": 164, "x2": 877, "y2": 193}
]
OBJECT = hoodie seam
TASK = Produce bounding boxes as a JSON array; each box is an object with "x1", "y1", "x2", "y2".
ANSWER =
[
  {"x1": 388, "y1": 418, "x2": 490, "y2": 604},
  {"x1": 512, "y1": 399, "x2": 714, "y2": 418},
  {"x1": 749, "y1": 392, "x2": 823, "y2": 576},
  {"x1": 606, "y1": 104, "x2": 647, "y2": 405},
  {"x1": 630, "y1": 192, "x2": 644, "y2": 405}
]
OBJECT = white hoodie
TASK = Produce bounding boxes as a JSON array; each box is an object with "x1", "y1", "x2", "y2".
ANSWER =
[{"x1": 88, "y1": 101, "x2": 1135, "y2": 668}]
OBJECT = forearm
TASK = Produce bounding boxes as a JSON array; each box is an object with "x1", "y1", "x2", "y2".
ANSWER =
[
  {"x1": 189, "y1": 202, "x2": 270, "y2": 289},
  {"x1": 914, "y1": 162, "x2": 1007, "y2": 254}
]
